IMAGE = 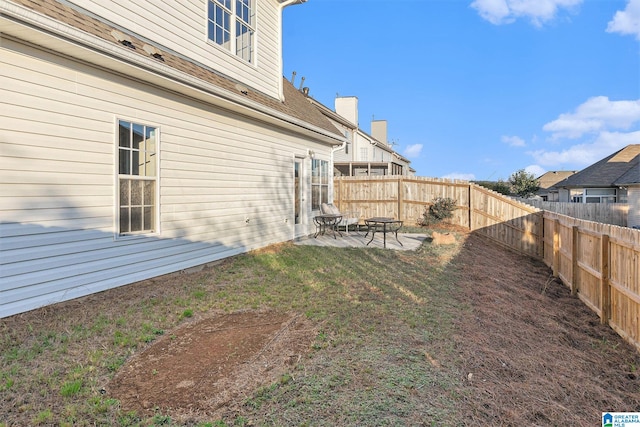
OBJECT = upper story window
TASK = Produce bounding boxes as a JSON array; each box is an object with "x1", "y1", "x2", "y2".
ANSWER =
[
  {"x1": 207, "y1": 0, "x2": 255, "y2": 63},
  {"x1": 344, "y1": 130, "x2": 350, "y2": 154}
]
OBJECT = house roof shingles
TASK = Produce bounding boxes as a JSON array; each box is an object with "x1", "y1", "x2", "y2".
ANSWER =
[
  {"x1": 557, "y1": 145, "x2": 640, "y2": 188},
  {"x1": 537, "y1": 171, "x2": 577, "y2": 190},
  {"x1": 6, "y1": 0, "x2": 342, "y2": 139}
]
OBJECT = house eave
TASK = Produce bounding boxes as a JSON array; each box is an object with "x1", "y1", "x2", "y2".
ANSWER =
[{"x1": 0, "y1": 1, "x2": 342, "y2": 146}]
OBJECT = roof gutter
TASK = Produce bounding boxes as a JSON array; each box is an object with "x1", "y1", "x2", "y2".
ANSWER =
[{"x1": 279, "y1": 0, "x2": 307, "y2": 8}]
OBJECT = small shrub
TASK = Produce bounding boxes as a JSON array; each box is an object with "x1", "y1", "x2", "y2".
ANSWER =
[{"x1": 418, "y1": 197, "x2": 457, "y2": 226}]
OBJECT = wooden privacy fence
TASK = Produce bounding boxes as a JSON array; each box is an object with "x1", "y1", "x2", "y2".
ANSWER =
[
  {"x1": 544, "y1": 212, "x2": 640, "y2": 351},
  {"x1": 334, "y1": 176, "x2": 543, "y2": 258},
  {"x1": 520, "y1": 199, "x2": 628, "y2": 226},
  {"x1": 334, "y1": 176, "x2": 640, "y2": 352}
]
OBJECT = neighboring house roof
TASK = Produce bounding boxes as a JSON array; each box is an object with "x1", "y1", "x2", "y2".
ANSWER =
[
  {"x1": 306, "y1": 96, "x2": 355, "y2": 130},
  {"x1": 392, "y1": 151, "x2": 410, "y2": 164},
  {"x1": 306, "y1": 94, "x2": 410, "y2": 162},
  {"x1": 557, "y1": 145, "x2": 640, "y2": 188},
  {"x1": 3, "y1": 0, "x2": 342, "y2": 141},
  {"x1": 357, "y1": 129, "x2": 396, "y2": 154},
  {"x1": 537, "y1": 171, "x2": 577, "y2": 190},
  {"x1": 615, "y1": 160, "x2": 640, "y2": 185}
]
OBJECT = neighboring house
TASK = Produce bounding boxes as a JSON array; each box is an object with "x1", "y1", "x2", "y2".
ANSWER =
[
  {"x1": 556, "y1": 145, "x2": 640, "y2": 205},
  {"x1": 0, "y1": 0, "x2": 345, "y2": 317},
  {"x1": 536, "y1": 171, "x2": 577, "y2": 201},
  {"x1": 307, "y1": 95, "x2": 413, "y2": 177},
  {"x1": 612, "y1": 156, "x2": 640, "y2": 228}
]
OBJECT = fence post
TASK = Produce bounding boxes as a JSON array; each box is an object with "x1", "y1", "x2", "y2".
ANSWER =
[
  {"x1": 468, "y1": 184, "x2": 473, "y2": 230},
  {"x1": 552, "y1": 219, "x2": 560, "y2": 277},
  {"x1": 600, "y1": 234, "x2": 610, "y2": 325},
  {"x1": 538, "y1": 212, "x2": 545, "y2": 260},
  {"x1": 398, "y1": 177, "x2": 404, "y2": 222},
  {"x1": 571, "y1": 226, "x2": 579, "y2": 295}
]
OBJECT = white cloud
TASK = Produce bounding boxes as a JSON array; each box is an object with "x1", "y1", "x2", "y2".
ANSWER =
[
  {"x1": 470, "y1": 0, "x2": 512, "y2": 25},
  {"x1": 542, "y1": 96, "x2": 640, "y2": 139},
  {"x1": 501, "y1": 135, "x2": 526, "y2": 147},
  {"x1": 525, "y1": 96, "x2": 640, "y2": 173},
  {"x1": 442, "y1": 172, "x2": 476, "y2": 181},
  {"x1": 607, "y1": 0, "x2": 640, "y2": 40},
  {"x1": 403, "y1": 144, "x2": 423, "y2": 158},
  {"x1": 524, "y1": 164, "x2": 546, "y2": 177},
  {"x1": 527, "y1": 130, "x2": 640, "y2": 167},
  {"x1": 471, "y1": 0, "x2": 582, "y2": 26}
]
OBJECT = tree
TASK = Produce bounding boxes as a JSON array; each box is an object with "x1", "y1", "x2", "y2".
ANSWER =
[
  {"x1": 492, "y1": 179, "x2": 512, "y2": 195},
  {"x1": 508, "y1": 169, "x2": 540, "y2": 198},
  {"x1": 473, "y1": 180, "x2": 512, "y2": 195}
]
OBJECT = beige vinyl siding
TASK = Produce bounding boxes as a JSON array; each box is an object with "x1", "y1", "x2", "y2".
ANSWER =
[
  {"x1": 0, "y1": 38, "x2": 319, "y2": 317},
  {"x1": 330, "y1": 125, "x2": 351, "y2": 163},
  {"x1": 67, "y1": 0, "x2": 282, "y2": 98},
  {"x1": 333, "y1": 149, "x2": 350, "y2": 162}
]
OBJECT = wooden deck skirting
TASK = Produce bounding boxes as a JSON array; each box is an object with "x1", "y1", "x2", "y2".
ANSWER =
[{"x1": 334, "y1": 176, "x2": 640, "y2": 352}]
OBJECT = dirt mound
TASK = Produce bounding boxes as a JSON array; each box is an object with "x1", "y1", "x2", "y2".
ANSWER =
[{"x1": 107, "y1": 311, "x2": 317, "y2": 420}]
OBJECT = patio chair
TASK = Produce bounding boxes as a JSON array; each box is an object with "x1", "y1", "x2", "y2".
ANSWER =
[{"x1": 320, "y1": 203, "x2": 360, "y2": 234}]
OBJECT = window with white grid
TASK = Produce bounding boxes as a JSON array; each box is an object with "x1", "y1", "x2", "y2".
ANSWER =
[
  {"x1": 117, "y1": 120, "x2": 157, "y2": 235},
  {"x1": 208, "y1": 0, "x2": 255, "y2": 63}
]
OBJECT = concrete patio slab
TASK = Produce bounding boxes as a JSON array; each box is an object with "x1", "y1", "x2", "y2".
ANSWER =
[{"x1": 294, "y1": 232, "x2": 428, "y2": 251}]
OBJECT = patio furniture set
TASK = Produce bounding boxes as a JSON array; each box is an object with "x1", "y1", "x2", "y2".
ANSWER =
[{"x1": 314, "y1": 203, "x2": 403, "y2": 248}]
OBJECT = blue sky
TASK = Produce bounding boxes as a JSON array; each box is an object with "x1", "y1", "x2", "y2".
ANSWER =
[{"x1": 282, "y1": 0, "x2": 640, "y2": 181}]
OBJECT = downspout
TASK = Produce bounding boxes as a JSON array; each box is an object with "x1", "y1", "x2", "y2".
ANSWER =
[
  {"x1": 330, "y1": 132, "x2": 349, "y2": 203},
  {"x1": 278, "y1": 0, "x2": 307, "y2": 101},
  {"x1": 350, "y1": 125, "x2": 359, "y2": 176}
]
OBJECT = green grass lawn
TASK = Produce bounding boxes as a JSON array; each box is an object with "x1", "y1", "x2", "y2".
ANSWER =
[{"x1": 0, "y1": 227, "x2": 468, "y2": 426}]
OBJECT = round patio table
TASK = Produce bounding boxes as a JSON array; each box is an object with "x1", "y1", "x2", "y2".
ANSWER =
[{"x1": 313, "y1": 214, "x2": 343, "y2": 239}]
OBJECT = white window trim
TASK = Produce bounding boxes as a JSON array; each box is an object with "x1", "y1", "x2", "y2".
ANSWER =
[
  {"x1": 570, "y1": 187, "x2": 617, "y2": 203},
  {"x1": 311, "y1": 158, "x2": 329, "y2": 211},
  {"x1": 206, "y1": 0, "x2": 257, "y2": 65},
  {"x1": 360, "y1": 147, "x2": 368, "y2": 161},
  {"x1": 114, "y1": 118, "x2": 161, "y2": 240}
]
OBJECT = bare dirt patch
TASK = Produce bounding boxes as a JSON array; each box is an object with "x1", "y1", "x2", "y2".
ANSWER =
[{"x1": 107, "y1": 311, "x2": 316, "y2": 420}]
